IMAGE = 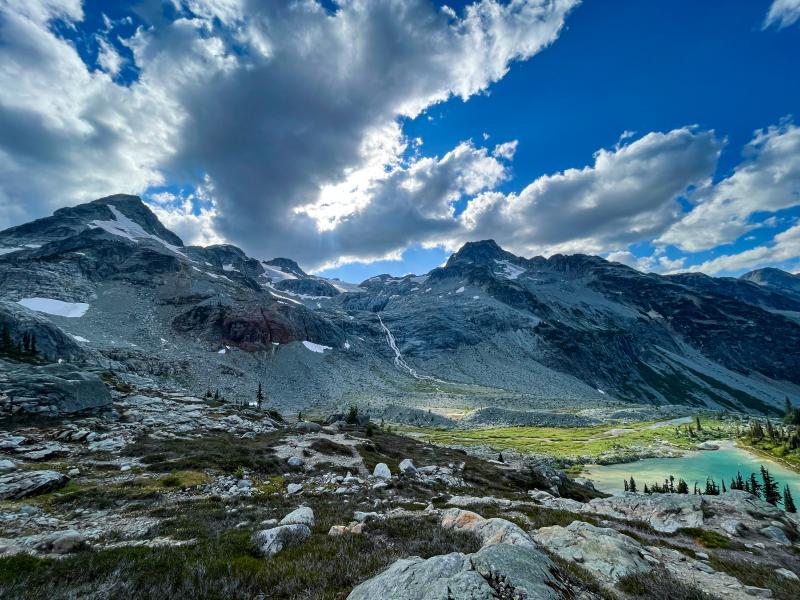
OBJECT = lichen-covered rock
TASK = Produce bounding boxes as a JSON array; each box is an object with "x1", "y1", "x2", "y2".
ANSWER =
[
  {"x1": 584, "y1": 492, "x2": 703, "y2": 533},
  {"x1": 0, "y1": 470, "x2": 68, "y2": 500},
  {"x1": 373, "y1": 463, "x2": 391, "y2": 479},
  {"x1": 440, "y1": 508, "x2": 534, "y2": 549},
  {"x1": 534, "y1": 521, "x2": 651, "y2": 585},
  {"x1": 280, "y1": 506, "x2": 314, "y2": 527},
  {"x1": 251, "y1": 524, "x2": 311, "y2": 557},
  {"x1": 1, "y1": 362, "x2": 111, "y2": 416},
  {"x1": 347, "y1": 544, "x2": 565, "y2": 600}
]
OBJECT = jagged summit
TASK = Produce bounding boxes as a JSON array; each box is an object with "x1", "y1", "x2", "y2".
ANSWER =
[
  {"x1": 446, "y1": 239, "x2": 515, "y2": 267},
  {"x1": 263, "y1": 257, "x2": 308, "y2": 278},
  {"x1": 0, "y1": 193, "x2": 183, "y2": 248}
]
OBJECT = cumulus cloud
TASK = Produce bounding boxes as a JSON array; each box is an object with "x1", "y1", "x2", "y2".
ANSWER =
[
  {"x1": 683, "y1": 223, "x2": 800, "y2": 275},
  {"x1": 764, "y1": 0, "x2": 800, "y2": 29},
  {"x1": 451, "y1": 127, "x2": 722, "y2": 257},
  {"x1": 659, "y1": 121, "x2": 800, "y2": 252},
  {"x1": 0, "y1": 0, "x2": 579, "y2": 269}
]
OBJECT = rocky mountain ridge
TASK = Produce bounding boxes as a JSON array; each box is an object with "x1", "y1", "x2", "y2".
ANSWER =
[{"x1": 1, "y1": 194, "x2": 799, "y2": 417}]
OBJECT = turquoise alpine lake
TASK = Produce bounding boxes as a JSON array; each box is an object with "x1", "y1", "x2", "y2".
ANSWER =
[{"x1": 581, "y1": 440, "x2": 800, "y2": 499}]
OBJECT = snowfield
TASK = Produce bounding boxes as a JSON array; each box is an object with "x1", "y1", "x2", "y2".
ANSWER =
[
  {"x1": 90, "y1": 205, "x2": 185, "y2": 256},
  {"x1": 302, "y1": 341, "x2": 332, "y2": 353},
  {"x1": 18, "y1": 298, "x2": 90, "y2": 317}
]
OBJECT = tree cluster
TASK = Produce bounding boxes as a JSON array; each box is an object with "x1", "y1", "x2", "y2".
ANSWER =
[
  {"x1": 0, "y1": 325, "x2": 38, "y2": 359},
  {"x1": 632, "y1": 464, "x2": 796, "y2": 512}
]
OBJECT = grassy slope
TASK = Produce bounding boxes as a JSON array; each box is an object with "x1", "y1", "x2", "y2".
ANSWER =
[{"x1": 407, "y1": 416, "x2": 734, "y2": 462}]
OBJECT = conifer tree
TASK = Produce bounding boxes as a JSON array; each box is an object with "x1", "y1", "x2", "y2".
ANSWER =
[
  {"x1": 256, "y1": 382, "x2": 264, "y2": 408},
  {"x1": 643, "y1": 483, "x2": 650, "y2": 494},
  {"x1": 677, "y1": 478, "x2": 689, "y2": 494},
  {"x1": 721, "y1": 479, "x2": 726, "y2": 493},
  {"x1": 760, "y1": 465, "x2": 781, "y2": 506},
  {"x1": 749, "y1": 472, "x2": 762, "y2": 499},
  {"x1": 629, "y1": 477, "x2": 637, "y2": 493},
  {"x1": 624, "y1": 479, "x2": 629, "y2": 492},
  {"x1": 0, "y1": 325, "x2": 11, "y2": 352},
  {"x1": 784, "y1": 485, "x2": 797, "y2": 513}
]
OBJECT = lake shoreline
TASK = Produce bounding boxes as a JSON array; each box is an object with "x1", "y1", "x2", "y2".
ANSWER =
[{"x1": 580, "y1": 438, "x2": 800, "y2": 497}]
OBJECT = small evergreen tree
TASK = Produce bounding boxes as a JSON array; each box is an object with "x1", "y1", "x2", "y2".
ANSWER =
[
  {"x1": 0, "y1": 325, "x2": 10, "y2": 351},
  {"x1": 721, "y1": 479, "x2": 727, "y2": 493},
  {"x1": 676, "y1": 478, "x2": 689, "y2": 494},
  {"x1": 256, "y1": 382, "x2": 264, "y2": 408},
  {"x1": 784, "y1": 485, "x2": 797, "y2": 513},
  {"x1": 760, "y1": 465, "x2": 781, "y2": 506},
  {"x1": 696, "y1": 415, "x2": 702, "y2": 431},
  {"x1": 624, "y1": 479, "x2": 629, "y2": 492},
  {"x1": 749, "y1": 472, "x2": 762, "y2": 499},
  {"x1": 346, "y1": 404, "x2": 359, "y2": 425},
  {"x1": 498, "y1": 452, "x2": 504, "y2": 463},
  {"x1": 629, "y1": 477, "x2": 637, "y2": 493},
  {"x1": 643, "y1": 483, "x2": 650, "y2": 494}
]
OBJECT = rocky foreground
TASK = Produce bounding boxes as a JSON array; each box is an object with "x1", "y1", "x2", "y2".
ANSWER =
[{"x1": 1, "y1": 383, "x2": 799, "y2": 599}]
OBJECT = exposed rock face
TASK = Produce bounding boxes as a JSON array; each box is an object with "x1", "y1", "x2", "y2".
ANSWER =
[
  {"x1": 584, "y1": 493, "x2": 704, "y2": 533},
  {"x1": 534, "y1": 520, "x2": 767, "y2": 599},
  {"x1": 0, "y1": 362, "x2": 111, "y2": 416},
  {"x1": 347, "y1": 544, "x2": 568, "y2": 600},
  {"x1": 534, "y1": 521, "x2": 651, "y2": 585},
  {"x1": 0, "y1": 301, "x2": 84, "y2": 361},
  {"x1": 0, "y1": 470, "x2": 68, "y2": 499},
  {"x1": 440, "y1": 508, "x2": 535, "y2": 549}
]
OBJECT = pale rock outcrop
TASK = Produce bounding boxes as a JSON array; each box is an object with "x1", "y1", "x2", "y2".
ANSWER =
[
  {"x1": 584, "y1": 492, "x2": 703, "y2": 533},
  {"x1": 347, "y1": 544, "x2": 570, "y2": 600},
  {"x1": 534, "y1": 521, "x2": 650, "y2": 585},
  {"x1": 251, "y1": 524, "x2": 311, "y2": 557},
  {"x1": 280, "y1": 506, "x2": 315, "y2": 528},
  {"x1": 373, "y1": 463, "x2": 391, "y2": 479},
  {"x1": 0, "y1": 470, "x2": 68, "y2": 500},
  {"x1": 440, "y1": 508, "x2": 534, "y2": 549}
]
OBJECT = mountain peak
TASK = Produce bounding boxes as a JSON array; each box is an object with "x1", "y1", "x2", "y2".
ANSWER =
[
  {"x1": 263, "y1": 257, "x2": 307, "y2": 277},
  {"x1": 446, "y1": 239, "x2": 514, "y2": 267},
  {"x1": 2, "y1": 194, "x2": 183, "y2": 248}
]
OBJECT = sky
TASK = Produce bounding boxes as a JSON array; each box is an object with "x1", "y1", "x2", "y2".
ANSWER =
[{"x1": 0, "y1": 0, "x2": 799, "y2": 283}]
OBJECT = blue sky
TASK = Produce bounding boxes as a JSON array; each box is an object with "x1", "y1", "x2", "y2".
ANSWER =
[{"x1": 1, "y1": 0, "x2": 799, "y2": 282}]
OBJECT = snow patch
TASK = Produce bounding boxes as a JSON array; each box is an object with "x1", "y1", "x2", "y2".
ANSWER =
[
  {"x1": 71, "y1": 335, "x2": 90, "y2": 343},
  {"x1": 261, "y1": 264, "x2": 297, "y2": 282},
  {"x1": 222, "y1": 263, "x2": 237, "y2": 272},
  {"x1": 0, "y1": 247, "x2": 22, "y2": 255},
  {"x1": 18, "y1": 298, "x2": 89, "y2": 318},
  {"x1": 344, "y1": 341, "x2": 351, "y2": 349},
  {"x1": 494, "y1": 259, "x2": 525, "y2": 280},
  {"x1": 302, "y1": 340, "x2": 331, "y2": 353},
  {"x1": 455, "y1": 286, "x2": 465, "y2": 294},
  {"x1": 90, "y1": 205, "x2": 185, "y2": 257}
]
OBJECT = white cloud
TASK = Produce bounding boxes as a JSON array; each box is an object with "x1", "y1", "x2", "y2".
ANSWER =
[
  {"x1": 0, "y1": 0, "x2": 580, "y2": 271},
  {"x1": 659, "y1": 121, "x2": 800, "y2": 252},
  {"x1": 764, "y1": 0, "x2": 800, "y2": 29},
  {"x1": 492, "y1": 140, "x2": 518, "y2": 160},
  {"x1": 96, "y1": 37, "x2": 123, "y2": 76},
  {"x1": 452, "y1": 127, "x2": 722, "y2": 257},
  {"x1": 683, "y1": 224, "x2": 800, "y2": 275}
]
